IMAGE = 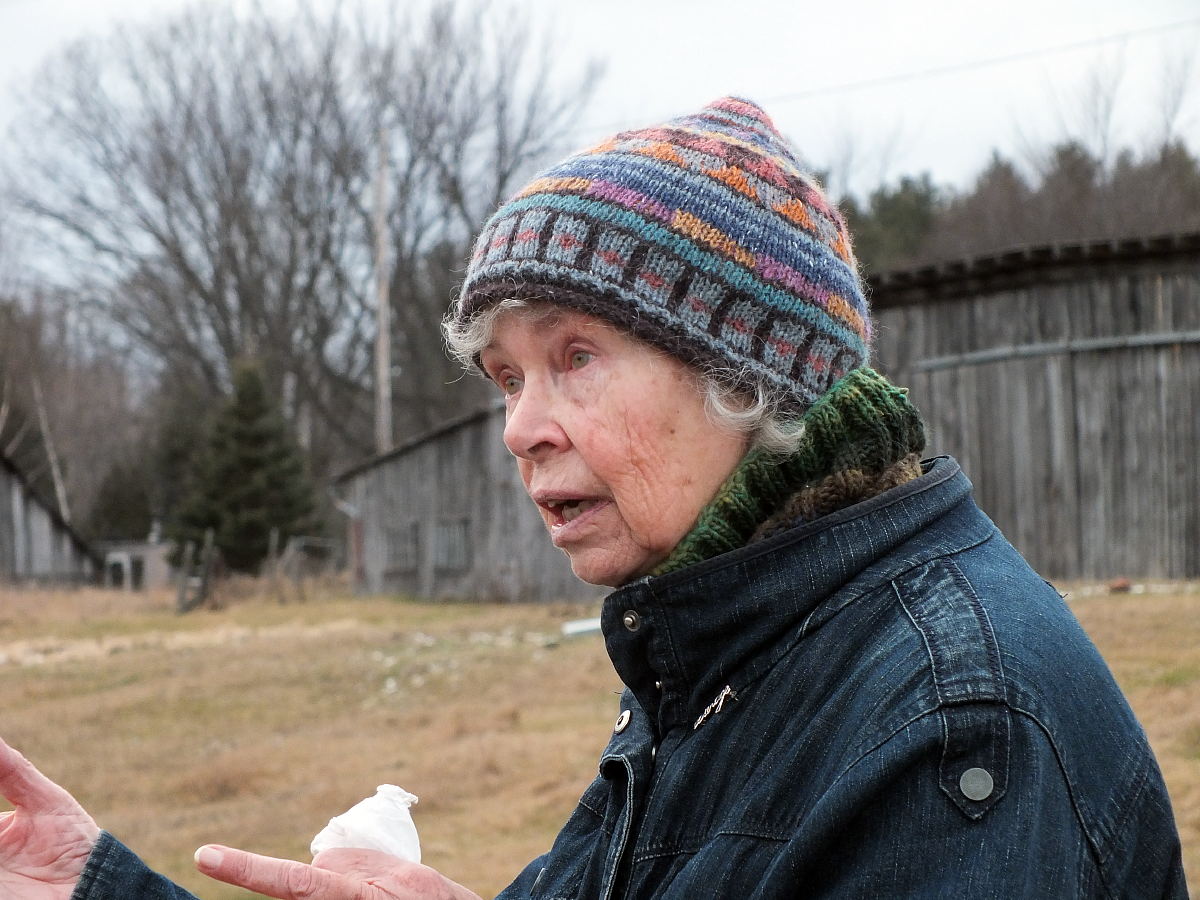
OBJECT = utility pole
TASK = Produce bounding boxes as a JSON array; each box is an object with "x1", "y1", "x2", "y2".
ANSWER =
[{"x1": 374, "y1": 128, "x2": 392, "y2": 455}]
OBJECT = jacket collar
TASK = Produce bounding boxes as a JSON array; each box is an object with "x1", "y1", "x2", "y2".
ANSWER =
[{"x1": 600, "y1": 456, "x2": 995, "y2": 737}]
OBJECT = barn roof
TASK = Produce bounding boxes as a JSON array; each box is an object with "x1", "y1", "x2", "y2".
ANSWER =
[
  {"x1": 0, "y1": 448, "x2": 100, "y2": 565},
  {"x1": 333, "y1": 401, "x2": 503, "y2": 484},
  {"x1": 868, "y1": 231, "x2": 1200, "y2": 308}
]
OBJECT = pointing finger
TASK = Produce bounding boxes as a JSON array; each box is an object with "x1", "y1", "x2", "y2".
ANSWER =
[{"x1": 196, "y1": 844, "x2": 372, "y2": 899}]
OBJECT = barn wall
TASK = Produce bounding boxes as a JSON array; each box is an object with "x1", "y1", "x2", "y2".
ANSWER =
[
  {"x1": 873, "y1": 256, "x2": 1200, "y2": 579},
  {"x1": 346, "y1": 409, "x2": 602, "y2": 603},
  {"x1": 0, "y1": 467, "x2": 14, "y2": 575},
  {"x1": 29, "y1": 502, "x2": 54, "y2": 576},
  {"x1": 11, "y1": 476, "x2": 29, "y2": 577},
  {"x1": 343, "y1": 239, "x2": 1198, "y2": 591},
  {"x1": 0, "y1": 457, "x2": 96, "y2": 584}
]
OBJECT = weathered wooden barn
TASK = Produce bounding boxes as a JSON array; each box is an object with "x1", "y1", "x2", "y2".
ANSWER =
[
  {"x1": 334, "y1": 404, "x2": 604, "y2": 603},
  {"x1": 871, "y1": 232, "x2": 1200, "y2": 580},
  {"x1": 0, "y1": 450, "x2": 98, "y2": 584},
  {"x1": 339, "y1": 231, "x2": 1198, "y2": 600}
]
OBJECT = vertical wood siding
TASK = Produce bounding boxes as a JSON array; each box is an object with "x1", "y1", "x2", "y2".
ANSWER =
[
  {"x1": 873, "y1": 256, "x2": 1200, "y2": 579},
  {"x1": 342, "y1": 408, "x2": 603, "y2": 603},
  {"x1": 342, "y1": 239, "x2": 1199, "y2": 596},
  {"x1": 0, "y1": 467, "x2": 14, "y2": 576},
  {"x1": 0, "y1": 456, "x2": 96, "y2": 584}
]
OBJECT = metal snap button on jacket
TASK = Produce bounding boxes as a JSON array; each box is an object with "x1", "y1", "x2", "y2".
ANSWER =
[
  {"x1": 959, "y1": 767, "x2": 994, "y2": 801},
  {"x1": 622, "y1": 610, "x2": 642, "y2": 632},
  {"x1": 614, "y1": 709, "x2": 632, "y2": 733}
]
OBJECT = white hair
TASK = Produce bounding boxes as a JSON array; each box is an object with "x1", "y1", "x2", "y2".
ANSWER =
[{"x1": 443, "y1": 300, "x2": 807, "y2": 455}]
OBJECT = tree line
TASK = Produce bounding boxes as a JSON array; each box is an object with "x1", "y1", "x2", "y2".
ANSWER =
[
  {"x1": 0, "y1": 0, "x2": 598, "y2": 571},
  {"x1": 844, "y1": 138, "x2": 1200, "y2": 275}
]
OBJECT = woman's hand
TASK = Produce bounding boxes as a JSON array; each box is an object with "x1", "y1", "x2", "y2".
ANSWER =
[
  {"x1": 0, "y1": 737, "x2": 101, "y2": 899},
  {"x1": 196, "y1": 844, "x2": 483, "y2": 900}
]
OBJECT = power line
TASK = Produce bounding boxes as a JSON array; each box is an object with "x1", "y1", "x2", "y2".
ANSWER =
[
  {"x1": 571, "y1": 16, "x2": 1200, "y2": 138},
  {"x1": 765, "y1": 16, "x2": 1200, "y2": 105}
]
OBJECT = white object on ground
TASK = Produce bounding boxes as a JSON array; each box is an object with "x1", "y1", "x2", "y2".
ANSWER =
[
  {"x1": 310, "y1": 784, "x2": 421, "y2": 862},
  {"x1": 561, "y1": 617, "x2": 602, "y2": 638}
]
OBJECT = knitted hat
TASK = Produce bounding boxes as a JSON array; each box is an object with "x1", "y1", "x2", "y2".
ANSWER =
[{"x1": 454, "y1": 97, "x2": 870, "y2": 412}]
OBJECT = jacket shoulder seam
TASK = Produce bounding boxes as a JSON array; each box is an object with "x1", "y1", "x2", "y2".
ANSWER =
[{"x1": 1010, "y1": 704, "x2": 1134, "y2": 898}]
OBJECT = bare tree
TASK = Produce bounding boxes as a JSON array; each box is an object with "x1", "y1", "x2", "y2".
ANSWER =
[
  {"x1": 0, "y1": 293, "x2": 141, "y2": 528},
  {"x1": 1153, "y1": 44, "x2": 1198, "y2": 150},
  {"x1": 920, "y1": 152, "x2": 1031, "y2": 262},
  {"x1": 1077, "y1": 50, "x2": 1126, "y2": 176},
  {"x1": 5, "y1": 0, "x2": 599, "y2": 474},
  {"x1": 0, "y1": 210, "x2": 30, "y2": 299}
]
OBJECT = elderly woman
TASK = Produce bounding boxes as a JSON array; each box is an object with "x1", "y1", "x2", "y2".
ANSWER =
[{"x1": 0, "y1": 98, "x2": 1187, "y2": 899}]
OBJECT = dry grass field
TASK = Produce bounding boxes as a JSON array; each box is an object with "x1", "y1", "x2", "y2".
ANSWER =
[{"x1": 0, "y1": 579, "x2": 1196, "y2": 898}]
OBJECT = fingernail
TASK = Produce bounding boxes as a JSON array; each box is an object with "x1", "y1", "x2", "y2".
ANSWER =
[{"x1": 195, "y1": 845, "x2": 223, "y2": 869}]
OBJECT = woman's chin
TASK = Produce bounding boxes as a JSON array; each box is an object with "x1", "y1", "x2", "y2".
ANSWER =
[
  {"x1": 565, "y1": 550, "x2": 636, "y2": 588},
  {"x1": 568, "y1": 561, "x2": 627, "y2": 588},
  {"x1": 565, "y1": 546, "x2": 666, "y2": 588}
]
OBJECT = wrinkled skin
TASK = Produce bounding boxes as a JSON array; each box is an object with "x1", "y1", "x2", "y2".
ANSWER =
[
  {"x1": 0, "y1": 737, "x2": 100, "y2": 899},
  {"x1": 0, "y1": 736, "x2": 480, "y2": 900},
  {"x1": 481, "y1": 308, "x2": 747, "y2": 586}
]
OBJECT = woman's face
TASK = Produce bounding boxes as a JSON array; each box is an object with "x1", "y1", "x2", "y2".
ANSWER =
[{"x1": 480, "y1": 308, "x2": 748, "y2": 587}]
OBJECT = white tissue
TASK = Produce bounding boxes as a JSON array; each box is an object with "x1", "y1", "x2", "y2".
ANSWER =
[{"x1": 310, "y1": 784, "x2": 421, "y2": 862}]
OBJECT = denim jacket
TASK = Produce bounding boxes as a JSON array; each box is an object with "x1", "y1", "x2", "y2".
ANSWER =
[
  {"x1": 74, "y1": 457, "x2": 1186, "y2": 899},
  {"x1": 496, "y1": 457, "x2": 1186, "y2": 899}
]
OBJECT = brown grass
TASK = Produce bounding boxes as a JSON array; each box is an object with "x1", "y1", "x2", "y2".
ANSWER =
[{"x1": 0, "y1": 581, "x2": 1196, "y2": 896}]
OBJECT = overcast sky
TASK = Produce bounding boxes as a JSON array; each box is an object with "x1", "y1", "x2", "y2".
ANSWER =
[{"x1": 0, "y1": 0, "x2": 1198, "y2": 196}]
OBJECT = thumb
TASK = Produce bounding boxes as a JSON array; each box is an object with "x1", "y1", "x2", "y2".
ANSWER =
[{"x1": 0, "y1": 736, "x2": 96, "y2": 834}]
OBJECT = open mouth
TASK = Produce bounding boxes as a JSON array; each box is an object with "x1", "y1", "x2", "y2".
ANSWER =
[{"x1": 543, "y1": 498, "x2": 604, "y2": 526}]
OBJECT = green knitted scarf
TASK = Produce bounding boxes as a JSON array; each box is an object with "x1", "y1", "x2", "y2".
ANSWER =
[{"x1": 651, "y1": 367, "x2": 926, "y2": 576}]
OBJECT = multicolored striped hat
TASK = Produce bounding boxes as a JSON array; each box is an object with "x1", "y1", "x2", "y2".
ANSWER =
[{"x1": 454, "y1": 97, "x2": 870, "y2": 412}]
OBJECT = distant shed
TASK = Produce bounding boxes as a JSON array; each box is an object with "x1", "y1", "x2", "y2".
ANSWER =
[
  {"x1": 870, "y1": 232, "x2": 1200, "y2": 580},
  {"x1": 334, "y1": 404, "x2": 602, "y2": 603},
  {"x1": 0, "y1": 450, "x2": 98, "y2": 584},
  {"x1": 95, "y1": 538, "x2": 175, "y2": 591}
]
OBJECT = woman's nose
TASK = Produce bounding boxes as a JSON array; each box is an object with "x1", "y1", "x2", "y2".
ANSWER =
[{"x1": 502, "y1": 384, "x2": 569, "y2": 460}]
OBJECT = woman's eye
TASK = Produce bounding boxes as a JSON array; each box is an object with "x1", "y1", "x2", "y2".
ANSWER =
[
  {"x1": 501, "y1": 375, "x2": 522, "y2": 395},
  {"x1": 569, "y1": 350, "x2": 593, "y2": 370}
]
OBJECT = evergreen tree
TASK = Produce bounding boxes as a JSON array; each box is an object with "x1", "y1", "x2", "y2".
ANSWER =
[
  {"x1": 83, "y1": 461, "x2": 153, "y2": 541},
  {"x1": 151, "y1": 373, "x2": 220, "y2": 532},
  {"x1": 171, "y1": 360, "x2": 317, "y2": 573},
  {"x1": 843, "y1": 174, "x2": 942, "y2": 274}
]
